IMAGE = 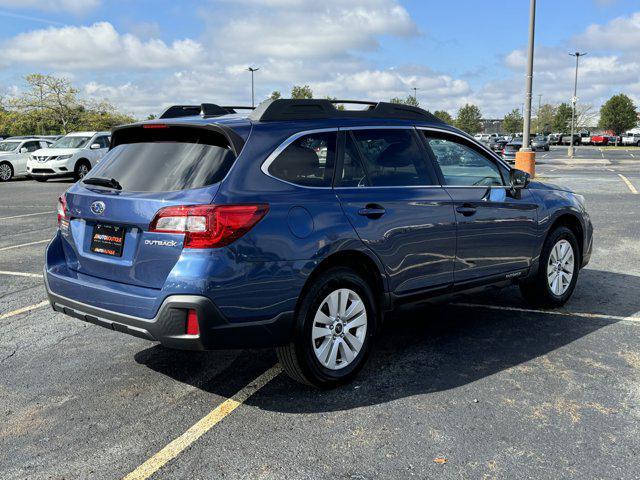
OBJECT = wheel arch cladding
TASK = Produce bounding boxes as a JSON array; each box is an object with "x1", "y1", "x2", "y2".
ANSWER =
[
  {"x1": 549, "y1": 213, "x2": 584, "y2": 259},
  {"x1": 298, "y1": 250, "x2": 388, "y2": 318}
]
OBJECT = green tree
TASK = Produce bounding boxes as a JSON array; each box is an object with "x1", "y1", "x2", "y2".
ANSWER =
[
  {"x1": 77, "y1": 100, "x2": 136, "y2": 130},
  {"x1": 146, "y1": 114, "x2": 157, "y2": 120},
  {"x1": 291, "y1": 85, "x2": 313, "y2": 99},
  {"x1": 324, "y1": 96, "x2": 345, "y2": 110},
  {"x1": 455, "y1": 104, "x2": 482, "y2": 134},
  {"x1": 269, "y1": 90, "x2": 281, "y2": 100},
  {"x1": 535, "y1": 104, "x2": 556, "y2": 134},
  {"x1": 599, "y1": 94, "x2": 638, "y2": 135},
  {"x1": 390, "y1": 95, "x2": 419, "y2": 107},
  {"x1": 553, "y1": 103, "x2": 573, "y2": 132},
  {"x1": 433, "y1": 110, "x2": 453, "y2": 124},
  {"x1": 503, "y1": 108, "x2": 523, "y2": 134}
]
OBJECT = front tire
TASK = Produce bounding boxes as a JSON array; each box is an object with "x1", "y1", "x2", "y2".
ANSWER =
[
  {"x1": 276, "y1": 267, "x2": 377, "y2": 388},
  {"x1": 74, "y1": 160, "x2": 91, "y2": 180},
  {"x1": 0, "y1": 162, "x2": 13, "y2": 182},
  {"x1": 520, "y1": 227, "x2": 580, "y2": 308},
  {"x1": 34, "y1": 177, "x2": 48, "y2": 182}
]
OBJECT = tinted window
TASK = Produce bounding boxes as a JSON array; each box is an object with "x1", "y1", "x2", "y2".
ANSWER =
[
  {"x1": 351, "y1": 129, "x2": 434, "y2": 186},
  {"x1": 336, "y1": 134, "x2": 367, "y2": 187},
  {"x1": 268, "y1": 132, "x2": 336, "y2": 187},
  {"x1": 425, "y1": 136, "x2": 503, "y2": 187},
  {"x1": 23, "y1": 141, "x2": 41, "y2": 152},
  {"x1": 94, "y1": 136, "x2": 110, "y2": 148},
  {"x1": 85, "y1": 142, "x2": 235, "y2": 192}
]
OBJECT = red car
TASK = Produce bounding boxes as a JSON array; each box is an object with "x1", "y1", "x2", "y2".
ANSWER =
[{"x1": 591, "y1": 135, "x2": 609, "y2": 146}]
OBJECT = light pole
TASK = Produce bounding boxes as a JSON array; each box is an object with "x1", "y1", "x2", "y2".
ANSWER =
[
  {"x1": 521, "y1": 0, "x2": 536, "y2": 149},
  {"x1": 247, "y1": 66, "x2": 259, "y2": 108},
  {"x1": 412, "y1": 87, "x2": 419, "y2": 105},
  {"x1": 568, "y1": 52, "x2": 586, "y2": 157}
]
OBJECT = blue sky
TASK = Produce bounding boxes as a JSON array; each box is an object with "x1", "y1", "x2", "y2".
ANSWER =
[{"x1": 0, "y1": 0, "x2": 638, "y2": 118}]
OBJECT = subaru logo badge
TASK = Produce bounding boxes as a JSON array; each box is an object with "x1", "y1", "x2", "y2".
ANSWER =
[{"x1": 91, "y1": 201, "x2": 106, "y2": 215}]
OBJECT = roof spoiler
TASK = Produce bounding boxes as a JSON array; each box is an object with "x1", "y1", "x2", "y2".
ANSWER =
[
  {"x1": 159, "y1": 103, "x2": 255, "y2": 119},
  {"x1": 249, "y1": 99, "x2": 443, "y2": 123}
]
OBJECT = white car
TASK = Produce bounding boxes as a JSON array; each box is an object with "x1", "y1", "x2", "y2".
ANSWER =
[
  {"x1": 26, "y1": 131, "x2": 111, "y2": 181},
  {"x1": 0, "y1": 138, "x2": 54, "y2": 182},
  {"x1": 621, "y1": 132, "x2": 640, "y2": 147}
]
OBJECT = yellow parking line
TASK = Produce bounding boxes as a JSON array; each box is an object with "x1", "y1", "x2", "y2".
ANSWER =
[
  {"x1": 452, "y1": 302, "x2": 640, "y2": 324},
  {"x1": 0, "y1": 239, "x2": 50, "y2": 252},
  {"x1": 0, "y1": 301, "x2": 49, "y2": 320},
  {"x1": 617, "y1": 174, "x2": 638, "y2": 194},
  {"x1": 123, "y1": 364, "x2": 282, "y2": 480},
  {"x1": 0, "y1": 211, "x2": 54, "y2": 221},
  {"x1": 0, "y1": 270, "x2": 43, "y2": 278}
]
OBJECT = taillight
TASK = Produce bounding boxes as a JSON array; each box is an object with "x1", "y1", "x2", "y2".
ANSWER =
[
  {"x1": 149, "y1": 204, "x2": 269, "y2": 249},
  {"x1": 501, "y1": 148, "x2": 505, "y2": 155},
  {"x1": 57, "y1": 194, "x2": 68, "y2": 229}
]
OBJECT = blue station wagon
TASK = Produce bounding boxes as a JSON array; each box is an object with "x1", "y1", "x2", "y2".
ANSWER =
[{"x1": 45, "y1": 99, "x2": 593, "y2": 387}]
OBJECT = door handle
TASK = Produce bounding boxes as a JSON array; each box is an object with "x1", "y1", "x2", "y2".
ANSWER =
[
  {"x1": 358, "y1": 204, "x2": 386, "y2": 219},
  {"x1": 456, "y1": 204, "x2": 477, "y2": 217}
]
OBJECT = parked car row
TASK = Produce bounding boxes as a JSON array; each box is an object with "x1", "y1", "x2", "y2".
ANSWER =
[{"x1": 0, "y1": 132, "x2": 110, "y2": 182}]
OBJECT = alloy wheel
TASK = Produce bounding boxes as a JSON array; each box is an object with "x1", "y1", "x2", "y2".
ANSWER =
[
  {"x1": 311, "y1": 288, "x2": 367, "y2": 370},
  {"x1": 0, "y1": 164, "x2": 12, "y2": 181},
  {"x1": 78, "y1": 164, "x2": 89, "y2": 179},
  {"x1": 547, "y1": 239, "x2": 574, "y2": 296}
]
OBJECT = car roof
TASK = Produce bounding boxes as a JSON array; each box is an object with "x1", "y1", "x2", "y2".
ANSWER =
[{"x1": 65, "y1": 131, "x2": 110, "y2": 137}]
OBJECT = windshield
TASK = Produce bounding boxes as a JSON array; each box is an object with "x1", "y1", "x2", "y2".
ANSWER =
[
  {"x1": 0, "y1": 141, "x2": 20, "y2": 152},
  {"x1": 52, "y1": 136, "x2": 91, "y2": 149}
]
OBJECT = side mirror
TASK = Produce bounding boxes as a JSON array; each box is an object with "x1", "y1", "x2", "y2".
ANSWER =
[
  {"x1": 509, "y1": 169, "x2": 530, "y2": 198},
  {"x1": 20, "y1": 147, "x2": 28, "y2": 153},
  {"x1": 90, "y1": 143, "x2": 101, "y2": 150}
]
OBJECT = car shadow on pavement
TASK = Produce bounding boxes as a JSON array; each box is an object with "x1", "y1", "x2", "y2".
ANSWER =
[{"x1": 134, "y1": 268, "x2": 638, "y2": 412}]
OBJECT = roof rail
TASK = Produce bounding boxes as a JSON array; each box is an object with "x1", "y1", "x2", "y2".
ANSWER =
[
  {"x1": 158, "y1": 103, "x2": 253, "y2": 119},
  {"x1": 249, "y1": 99, "x2": 443, "y2": 123}
]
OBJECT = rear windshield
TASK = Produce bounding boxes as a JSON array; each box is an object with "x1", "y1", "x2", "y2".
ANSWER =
[{"x1": 84, "y1": 127, "x2": 236, "y2": 192}]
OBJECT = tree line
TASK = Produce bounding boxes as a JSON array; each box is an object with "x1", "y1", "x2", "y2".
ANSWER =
[{"x1": 0, "y1": 74, "x2": 136, "y2": 136}]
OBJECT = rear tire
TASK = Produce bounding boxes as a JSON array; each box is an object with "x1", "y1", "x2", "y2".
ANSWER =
[
  {"x1": 520, "y1": 226, "x2": 580, "y2": 308},
  {"x1": 276, "y1": 267, "x2": 377, "y2": 388},
  {"x1": 0, "y1": 162, "x2": 13, "y2": 182}
]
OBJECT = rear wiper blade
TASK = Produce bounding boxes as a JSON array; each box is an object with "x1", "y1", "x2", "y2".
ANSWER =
[{"x1": 83, "y1": 177, "x2": 122, "y2": 190}]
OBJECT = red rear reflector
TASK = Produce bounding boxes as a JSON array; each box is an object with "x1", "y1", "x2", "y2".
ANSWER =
[
  {"x1": 57, "y1": 194, "x2": 68, "y2": 228},
  {"x1": 149, "y1": 204, "x2": 269, "y2": 249},
  {"x1": 142, "y1": 124, "x2": 169, "y2": 129},
  {"x1": 186, "y1": 309, "x2": 199, "y2": 336}
]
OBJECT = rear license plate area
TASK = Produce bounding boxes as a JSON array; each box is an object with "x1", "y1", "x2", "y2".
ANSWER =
[{"x1": 90, "y1": 224, "x2": 125, "y2": 257}]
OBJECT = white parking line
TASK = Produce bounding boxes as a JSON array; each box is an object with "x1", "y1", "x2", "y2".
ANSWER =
[
  {"x1": 452, "y1": 302, "x2": 640, "y2": 324},
  {"x1": 617, "y1": 174, "x2": 639, "y2": 194},
  {"x1": 0, "y1": 301, "x2": 49, "y2": 320},
  {"x1": 123, "y1": 364, "x2": 282, "y2": 480},
  {"x1": 0, "y1": 271, "x2": 43, "y2": 278},
  {"x1": 0, "y1": 239, "x2": 50, "y2": 252},
  {"x1": 0, "y1": 211, "x2": 54, "y2": 221}
]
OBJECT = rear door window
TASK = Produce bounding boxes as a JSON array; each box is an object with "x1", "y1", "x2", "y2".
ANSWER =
[
  {"x1": 84, "y1": 127, "x2": 236, "y2": 192},
  {"x1": 267, "y1": 132, "x2": 336, "y2": 187},
  {"x1": 349, "y1": 129, "x2": 435, "y2": 186}
]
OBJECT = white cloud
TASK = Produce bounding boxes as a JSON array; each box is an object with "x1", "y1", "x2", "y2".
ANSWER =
[
  {"x1": 573, "y1": 12, "x2": 640, "y2": 52},
  {"x1": 0, "y1": 0, "x2": 99, "y2": 13},
  {"x1": 1, "y1": 22, "x2": 204, "y2": 70}
]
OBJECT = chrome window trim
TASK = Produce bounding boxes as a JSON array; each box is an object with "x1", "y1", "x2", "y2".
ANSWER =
[{"x1": 259, "y1": 125, "x2": 511, "y2": 190}]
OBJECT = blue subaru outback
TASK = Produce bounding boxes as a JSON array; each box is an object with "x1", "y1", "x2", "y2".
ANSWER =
[{"x1": 45, "y1": 99, "x2": 593, "y2": 387}]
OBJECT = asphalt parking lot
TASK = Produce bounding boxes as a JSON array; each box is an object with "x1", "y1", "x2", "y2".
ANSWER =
[{"x1": 1, "y1": 145, "x2": 639, "y2": 479}]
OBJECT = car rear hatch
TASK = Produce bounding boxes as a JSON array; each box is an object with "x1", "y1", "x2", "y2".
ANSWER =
[{"x1": 58, "y1": 122, "x2": 245, "y2": 290}]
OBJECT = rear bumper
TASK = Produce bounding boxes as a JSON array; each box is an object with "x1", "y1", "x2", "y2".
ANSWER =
[{"x1": 45, "y1": 276, "x2": 294, "y2": 350}]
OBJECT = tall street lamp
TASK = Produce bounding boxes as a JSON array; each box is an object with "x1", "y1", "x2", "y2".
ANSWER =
[
  {"x1": 517, "y1": 0, "x2": 537, "y2": 178},
  {"x1": 568, "y1": 52, "x2": 587, "y2": 158},
  {"x1": 247, "y1": 66, "x2": 259, "y2": 108}
]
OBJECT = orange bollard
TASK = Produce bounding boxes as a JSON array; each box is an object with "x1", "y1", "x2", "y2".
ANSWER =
[{"x1": 515, "y1": 151, "x2": 536, "y2": 179}]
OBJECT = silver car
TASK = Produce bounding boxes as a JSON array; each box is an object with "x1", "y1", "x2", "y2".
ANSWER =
[{"x1": 531, "y1": 135, "x2": 550, "y2": 151}]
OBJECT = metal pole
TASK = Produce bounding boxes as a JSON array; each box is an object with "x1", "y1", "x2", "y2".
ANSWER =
[
  {"x1": 537, "y1": 94, "x2": 542, "y2": 134},
  {"x1": 248, "y1": 67, "x2": 259, "y2": 108},
  {"x1": 521, "y1": 0, "x2": 536, "y2": 152},
  {"x1": 568, "y1": 52, "x2": 586, "y2": 157},
  {"x1": 412, "y1": 87, "x2": 418, "y2": 104}
]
